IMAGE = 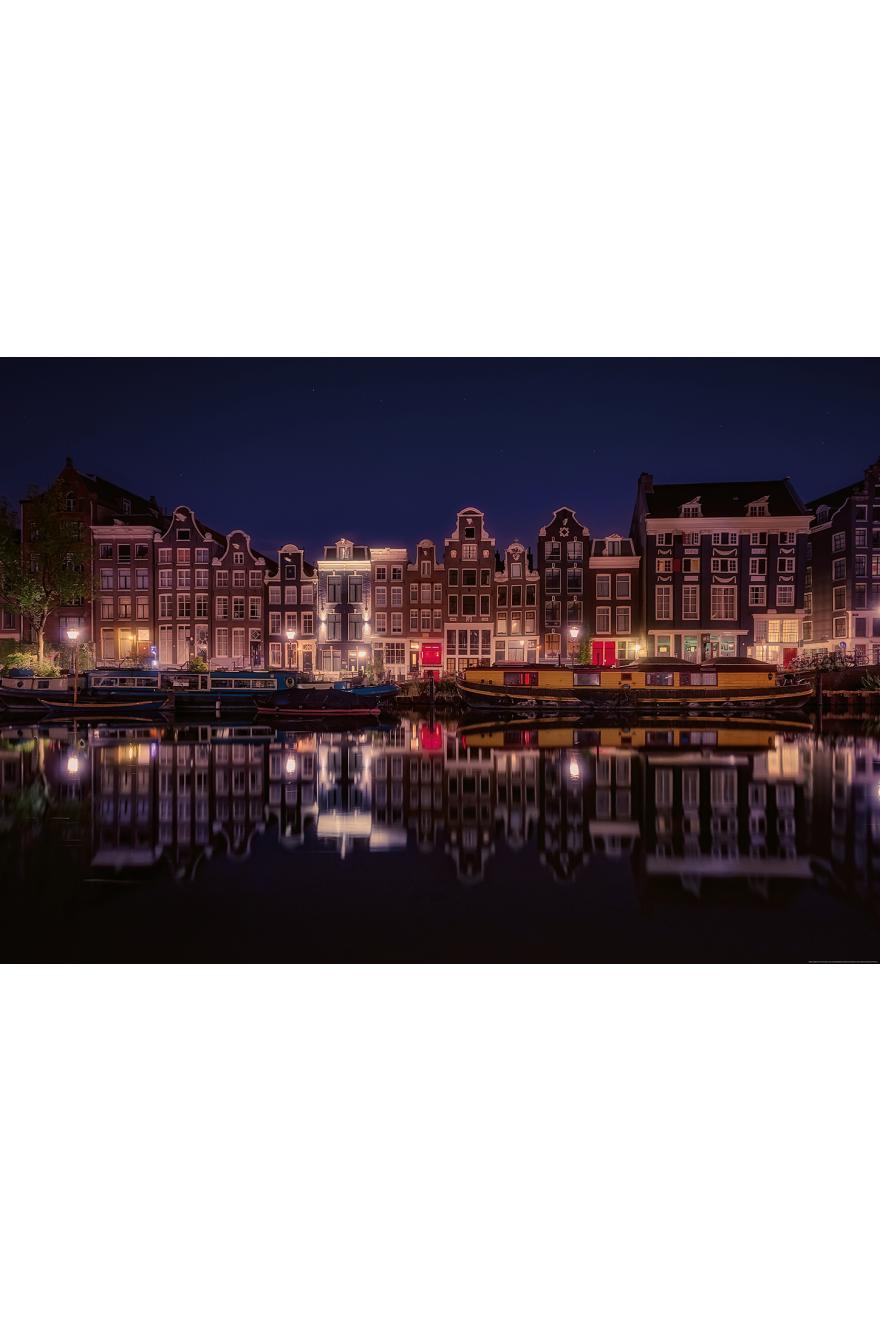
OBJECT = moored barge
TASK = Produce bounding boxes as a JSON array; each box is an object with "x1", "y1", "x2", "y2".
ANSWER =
[{"x1": 456, "y1": 658, "x2": 813, "y2": 713}]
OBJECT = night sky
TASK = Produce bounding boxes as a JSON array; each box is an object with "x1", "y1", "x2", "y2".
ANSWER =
[{"x1": 2, "y1": 359, "x2": 879, "y2": 558}]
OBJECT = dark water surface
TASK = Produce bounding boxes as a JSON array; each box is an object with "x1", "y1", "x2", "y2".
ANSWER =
[{"x1": 2, "y1": 713, "x2": 879, "y2": 962}]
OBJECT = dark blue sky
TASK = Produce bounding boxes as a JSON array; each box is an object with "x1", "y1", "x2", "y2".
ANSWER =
[{"x1": 3, "y1": 359, "x2": 878, "y2": 557}]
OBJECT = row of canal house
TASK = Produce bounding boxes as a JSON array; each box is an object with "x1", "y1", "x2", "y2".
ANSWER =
[{"x1": 26, "y1": 455, "x2": 880, "y2": 672}]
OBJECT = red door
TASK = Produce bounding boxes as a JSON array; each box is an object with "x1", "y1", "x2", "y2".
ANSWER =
[
  {"x1": 782, "y1": 647, "x2": 797, "y2": 669},
  {"x1": 591, "y1": 641, "x2": 616, "y2": 666}
]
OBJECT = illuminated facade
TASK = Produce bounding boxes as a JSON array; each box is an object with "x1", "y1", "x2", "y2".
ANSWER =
[
  {"x1": 443, "y1": 507, "x2": 496, "y2": 672},
  {"x1": 406, "y1": 539, "x2": 445, "y2": 677},
  {"x1": 316, "y1": 538, "x2": 372, "y2": 675}
]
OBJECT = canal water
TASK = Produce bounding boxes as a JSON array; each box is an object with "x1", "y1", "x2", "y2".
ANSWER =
[{"x1": 2, "y1": 713, "x2": 879, "y2": 962}]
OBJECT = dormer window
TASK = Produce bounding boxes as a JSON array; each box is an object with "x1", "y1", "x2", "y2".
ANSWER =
[
  {"x1": 680, "y1": 499, "x2": 701, "y2": 518},
  {"x1": 816, "y1": 505, "x2": 830, "y2": 523},
  {"x1": 747, "y1": 497, "x2": 769, "y2": 517},
  {"x1": 463, "y1": 527, "x2": 476, "y2": 540},
  {"x1": 65, "y1": 491, "x2": 76, "y2": 512},
  {"x1": 121, "y1": 498, "x2": 132, "y2": 514}
]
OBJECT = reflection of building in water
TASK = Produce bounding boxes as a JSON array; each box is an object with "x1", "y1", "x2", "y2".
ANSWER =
[
  {"x1": 3, "y1": 717, "x2": 880, "y2": 914},
  {"x1": 808, "y1": 737, "x2": 880, "y2": 911},
  {"x1": 538, "y1": 739, "x2": 640, "y2": 883},
  {"x1": 639, "y1": 731, "x2": 811, "y2": 903}
]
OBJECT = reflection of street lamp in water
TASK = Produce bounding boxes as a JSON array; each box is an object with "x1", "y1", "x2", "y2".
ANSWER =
[{"x1": 66, "y1": 626, "x2": 80, "y2": 705}]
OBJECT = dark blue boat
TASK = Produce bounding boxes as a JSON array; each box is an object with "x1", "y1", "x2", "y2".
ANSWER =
[{"x1": 332, "y1": 679, "x2": 399, "y2": 701}]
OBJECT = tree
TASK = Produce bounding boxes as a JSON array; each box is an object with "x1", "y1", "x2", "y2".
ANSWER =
[{"x1": 0, "y1": 488, "x2": 94, "y2": 664}]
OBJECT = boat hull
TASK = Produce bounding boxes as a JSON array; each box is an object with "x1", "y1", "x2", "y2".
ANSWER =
[
  {"x1": 37, "y1": 695, "x2": 172, "y2": 715},
  {"x1": 455, "y1": 678, "x2": 813, "y2": 712}
]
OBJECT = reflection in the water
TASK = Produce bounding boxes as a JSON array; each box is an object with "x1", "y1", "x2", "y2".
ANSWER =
[{"x1": 2, "y1": 715, "x2": 880, "y2": 955}]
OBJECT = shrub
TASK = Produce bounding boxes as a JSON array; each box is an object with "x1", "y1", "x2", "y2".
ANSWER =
[{"x1": 187, "y1": 656, "x2": 209, "y2": 673}]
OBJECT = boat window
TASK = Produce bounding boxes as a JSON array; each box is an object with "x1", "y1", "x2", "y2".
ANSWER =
[
  {"x1": 645, "y1": 672, "x2": 675, "y2": 686},
  {"x1": 646, "y1": 730, "x2": 674, "y2": 745},
  {"x1": 573, "y1": 672, "x2": 600, "y2": 686},
  {"x1": 682, "y1": 671, "x2": 718, "y2": 686},
  {"x1": 37, "y1": 679, "x2": 49, "y2": 689},
  {"x1": 503, "y1": 671, "x2": 539, "y2": 686}
]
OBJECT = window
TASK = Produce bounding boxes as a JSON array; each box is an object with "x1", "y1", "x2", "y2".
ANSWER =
[
  {"x1": 595, "y1": 607, "x2": 611, "y2": 633},
  {"x1": 776, "y1": 585, "x2": 795, "y2": 607},
  {"x1": 391, "y1": 613, "x2": 402, "y2": 634},
  {"x1": 158, "y1": 547, "x2": 171, "y2": 564},
  {"x1": 480, "y1": 594, "x2": 490, "y2": 615},
  {"x1": 249, "y1": 570, "x2": 262, "y2": 587},
  {"x1": 856, "y1": 527, "x2": 867, "y2": 547},
  {"x1": 749, "y1": 585, "x2": 766, "y2": 606},
  {"x1": 409, "y1": 610, "x2": 418, "y2": 631},
  {"x1": 301, "y1": 584, "x2": 314, "y2": 604},
  {"x1": 646, "y1": 671, "x2": 675, "y2": 686},
  {"x1": 749, "y1": 558, "x2": 767, "y2": 576},
  {"x1": 100, "y1": 569, "x2": 113, "y2": 590},
  {"x1": 391, "y1": 586, "x2": 402, "y2": 607},
  {"x1": 615, "y1": 573, "x2": 631, "y2": 599},
  {"x1": 656, "y1": 558, "x2": 673, "y2": 573},
  {"x1": 682, "y1": 585, "x2": 699, "y2": 619},
  {"x1": 497, "y1": 586, "x2": 508, "y2": 608},
  {"x1": 421, "y1": 610, "x2": 431, "y2": 631},
  {"x1": 568, "y1": 539, "x2": 583, "y2": 561},
  {"x1": 136, "y1": 569, "x2": 149, "y2": 591},
  {"x1": 855, "y1": 554, "x2": 867, "y2": 577},
  {"x1": 462, "y1": 543, "x2": 477, "y2": 560},
  {"x1": 655, "y1": 532, "x2": 672, "y2": 546},
  {"x1": 682, "y1": 558, "x2": 700, "y2": 573},
  {"x1": 420, "y1": 560, "x2": 431, "y2": 577},
  {"x1": 615, "y1": 606, "x2": 631, "y2": 633},
  {"x1": 177, "y1": 529, "x2": 190, "y2": 542},
  {"x1": 232, "y1": 597, "x2": 244, "y2": 619},
  {"x1": 195, "y1": 594, "x2": 208, "y2": 618},
  {"x1": 215, "y1": 570, "x2": 228, "y2": 587},
  {"x1": 447, "y1": 569, "x2": 458, "y2": 586},
  {"x1": 711, "y1": 558, "x2": 737, "y2": 573},
  {"x1": 249, "y1": 597, "x2": 261, "y2": 619},
  {"x1": 854, "y1": 583, "x2": 867, "y2": 609},
  {"x1": 177, "y1": 569, "x2": 190, "y2": 589},
  {"x1": 683, "y1": 531, "x2": 700, "y2": 546},
  {"x1": 804, "y1": 591, "x2": 812, "y2": 614},
  {"x1": 269, "y1": 612, "x2": 281, "y2": 634},
  {"x1": 301, "y1": 612, "x2": 314, "y2": 635},
  {"x1": 159, "y1": 594, "x2": 171, "y2": 619},
  {"x1": 433, "y1": 610, "x2": 442, "y2": 630},
  {"x1": 232, "y1": 570, "x2": 245, "y2": 588},
  {"x1": 462, "y1": 595, "x2": 477, "y2": 616},
  {"x1": 711, "y1": 531, "x2": 736, "y2": 546},
  {"x1": 545, "y1": 540, "x2": 560, "y2": 559},
  {"x1": 856, "y1": 505, "x2": 868, "y2": 521},
  {"x1": 711, "y1": 586, "x2": 737, "y2": 619},
  {"x1": 216, "y1": 596, "x2": 228, "y2": 619},
  {"x1": 376, "y1": 587, "x2": 387, "y2": 607},
  {"x1": 832, "y1": 531, "x2": 846, "y2": 552},
  {"x1": 448, "y1": 595, "x2": 458, "y2": 615},
  {"x1": 833, "y1": 557, "x2": 846, "y2": 581},
  {"x1": 349, "y1": 578, "x2": 363, "y2": 604},
  {"x1": 177, "y1": 594, "x2": 191, "y2": 618},
  {"x1": 750, "y1": 531, "x2": 768, "y2": 545},
  {"x1": 655, "y1": 585, "x2": 673, "y2": 620},
  {"x1": 100, "y1": 598, "x2": 113, "y2": 620},
  {"x1": 833, "y1": 586, "x2": 846, "y2": 611},
  {"x1": 233, "y1": 552, "x2": 244, "y2": 565},
  {"x1": 833, "y1": 616, "x2": 847, "y2": 638},
  {"x1": 195, "y1": 547, "x2": 209, "y2": 563},
  {"x1": 777, "y1": 558, "x2": 796, "y2": 574}
]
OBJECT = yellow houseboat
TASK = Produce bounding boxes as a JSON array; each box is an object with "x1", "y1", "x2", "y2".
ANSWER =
[{"x1": 455, "y1": 658, "x2": 813, "y2": 713}]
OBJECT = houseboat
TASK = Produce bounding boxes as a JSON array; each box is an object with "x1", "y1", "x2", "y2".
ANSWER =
[
  {"x1": 455, "y1": 658, "x2": 814, "y2": 713},
  {"x1": 1, "y1": 672, "x2": 70, "y2": 710},
  {"x1": 35, "y1": 669, "x2": 171, "y2": 716},
  {"x1": 169, "y1": 670, "x2": 283, "y2": 714}
]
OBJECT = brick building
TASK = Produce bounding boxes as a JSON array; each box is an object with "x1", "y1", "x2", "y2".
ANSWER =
[
  {"x1": 266, "y1": 545, "x2": 318, "y2": 672},
  {"x1": 494, "y1": 541, "x2": 540, "y2": 664},
  {"x1": 406, "y1": 539, "x2": 445, "y2": 677},
  {"x1": 537, "y1": 507, "x2": 589, "y2": 662},
  {"x1": 443, "y1": 507, "x2": 496, "y2": 672}
]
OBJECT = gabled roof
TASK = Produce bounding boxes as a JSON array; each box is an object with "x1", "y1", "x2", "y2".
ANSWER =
[
  {"x1": 643, "y1": 479, "x2": 806, "y2": 518},
  {"x1": 805, "y1": 480, "x2": 863, "y2": 517},
  {"x1": 592, "y1": 535, "x2": 637, "y2": 557}
]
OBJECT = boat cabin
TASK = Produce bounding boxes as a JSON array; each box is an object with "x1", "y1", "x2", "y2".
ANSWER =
[
  {"x1": 86, "y1": 669, "x2": 163, "y2": 691},
  {"x1": 464, "y1": 659, "x2": 780, "y2": 693}
]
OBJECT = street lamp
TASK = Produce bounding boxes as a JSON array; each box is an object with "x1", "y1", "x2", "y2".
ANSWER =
[
  {"x1": 285, "y1": 627, "x2": 297, "y2": 670},
  {"x1": 568, "y1": 625, "x2": 580, "y2": 665},
  {"x1": 66, "y1": 626, "x2": 80, "y2": 705}
]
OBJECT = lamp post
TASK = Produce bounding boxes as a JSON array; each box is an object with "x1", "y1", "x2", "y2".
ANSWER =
[
  {"x1": 285, "y1": 627, "x2": 297, "y2": 670},
  {"x1": 568, "y1": 625, "x2": 580, "y2": 666},
  {"x1": 66, "y1": 626, "x2": 80, "y2": 705}
]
